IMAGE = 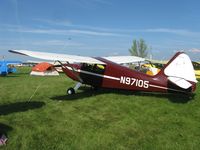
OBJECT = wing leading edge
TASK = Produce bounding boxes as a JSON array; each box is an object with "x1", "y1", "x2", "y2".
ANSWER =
[{"x1": 9, "y1": 50, "x2": 106, "y2": 65}]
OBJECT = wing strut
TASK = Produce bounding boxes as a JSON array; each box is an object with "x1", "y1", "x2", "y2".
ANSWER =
[{"x1": 56, "y1": 60, "x2": 83, "y2": 83}]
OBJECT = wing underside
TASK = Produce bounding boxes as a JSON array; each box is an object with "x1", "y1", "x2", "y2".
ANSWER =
[
  {"x1": 103, "y1": 56, "x2": 145, "y2": 64},
  {"x1": 9, "y1": 50, "x2": 106, "y2": 65},
  {"x1": 9, "y1": 50, "x2": 145, "y2": 65}
]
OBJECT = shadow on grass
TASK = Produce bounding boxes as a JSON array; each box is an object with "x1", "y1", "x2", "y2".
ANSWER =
[
  {"x1": 52, "y1": 87, "x2": 193, "y2": 103},
  {"x1": 52, "y1": 87, "x2": 105, "y2": 101},
  {"x1": 0, "y1": 75, "x2": 19, "y2": 78},
  {"x1": 0, "y1": 123, "x2": 12, "y2": 136},
  {"x1": 133, "y1": 92, "x2": 194, "y2": 103},
  {"x1": 0, "y1": 101, "x2": 45, "y2": 115}
]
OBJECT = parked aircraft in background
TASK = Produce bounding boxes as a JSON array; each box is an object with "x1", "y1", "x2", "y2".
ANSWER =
[
  {"x1": 9, "y1": 50, "x2": 197, "y2": 96},
  {"x1": 0, "y1": 60, "x2": 22, "y2": 76},
  {"x1": 192, "y1": 61, "x2": 200, "y2": 79}
]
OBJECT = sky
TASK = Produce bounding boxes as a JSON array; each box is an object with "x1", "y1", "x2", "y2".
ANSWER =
[{"x1": 0, "y1": 0, "x2": 200, "y2": 61}]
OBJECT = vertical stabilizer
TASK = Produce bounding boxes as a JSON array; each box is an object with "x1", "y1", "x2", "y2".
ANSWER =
[
  {"x1": 162, "y1": 52, "x2": 197, "y2": 89},
  {"x1": 164, "y1": 52, "x2": 197, "y2": 82}
]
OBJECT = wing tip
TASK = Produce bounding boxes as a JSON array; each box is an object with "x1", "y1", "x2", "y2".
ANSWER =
[{"x1": 8, "y1": 50, "x2": 28, "y2": 56}]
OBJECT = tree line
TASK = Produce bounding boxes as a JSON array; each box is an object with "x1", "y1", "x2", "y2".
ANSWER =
[{"x1": 129, "y1": 39, "x2": 149, "y2": 58}]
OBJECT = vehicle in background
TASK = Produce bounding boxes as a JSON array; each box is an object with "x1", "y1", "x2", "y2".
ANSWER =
[
  {"x1": 0, "y1": 60, "x2": 22, "y2": 76},
  {"x1": 192, "y1": 61, "x2": 200, "y2": 79}
]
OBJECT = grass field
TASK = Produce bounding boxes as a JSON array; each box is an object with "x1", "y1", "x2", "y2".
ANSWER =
[{"x1": 0, "y1": 67, "x2": 200, "y2": 150}]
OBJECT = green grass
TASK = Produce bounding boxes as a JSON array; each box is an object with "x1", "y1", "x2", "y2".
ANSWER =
[{"x1": 0, "y1": 67, "x2": 200, "y2": 150}]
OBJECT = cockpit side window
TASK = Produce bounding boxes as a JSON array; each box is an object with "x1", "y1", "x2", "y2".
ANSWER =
[{"x1": 81, "y1": 63, "x2": 106, "y2": 74}]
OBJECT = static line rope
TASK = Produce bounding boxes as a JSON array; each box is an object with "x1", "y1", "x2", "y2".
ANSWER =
[{"x1": 28, "y1": 78, "x2": 46, "y2": 102}]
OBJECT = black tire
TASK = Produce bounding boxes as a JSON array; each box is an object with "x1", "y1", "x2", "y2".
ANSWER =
[{"x1": 67, "y1": 87, "x2": 75, "y2": 95}]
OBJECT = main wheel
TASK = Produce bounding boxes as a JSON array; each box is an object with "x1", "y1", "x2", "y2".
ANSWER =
[{"x1": 67, "y1": 87, "x2": 75, "y2": 95}]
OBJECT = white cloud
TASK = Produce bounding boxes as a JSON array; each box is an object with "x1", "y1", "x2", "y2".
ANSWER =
[
  {"x1": 31, "y1": 40, "x2": 84, "y2": 46},
  {"x1": 91, "y1": 0, "x2": 112, "y2": 5},
  {"x1": 3, "y1": 26, "x2": 125, "y2": 37},
  {"x1": 31, "y1": 18, "x2": 200, "y2": 37},
  {"x1": 33, "y1": 18, "x2": 72, "y2": 26},
  {"x1": 2, "y1": 21, "x2": 200, "y2": 39},
  {"x1": 68, "y1": 29, "x2": 122, "y2": 36},
  {"x1": 70, "y1": 0, "x2": 112, "y2": 8},
  {"x1": 188, "y1": 48, "x2": 200, "y2": 53},
  {"x1": 143, "y1": 28, "x2": 200, "y2": 37}
]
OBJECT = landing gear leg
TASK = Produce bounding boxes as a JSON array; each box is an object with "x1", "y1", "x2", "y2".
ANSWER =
[{"x1": 67, "y1": 82, "x2": 82, "y2": 95}]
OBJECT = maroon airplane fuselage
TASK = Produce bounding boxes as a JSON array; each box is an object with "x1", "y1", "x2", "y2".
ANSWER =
[{"x1": 62, "y1": 56, "x2": 196, "y2": 94}]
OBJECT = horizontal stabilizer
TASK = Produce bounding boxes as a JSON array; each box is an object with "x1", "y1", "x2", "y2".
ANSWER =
[{"x1": 168, "y1": 76, "x2": 192, "y2": 89}]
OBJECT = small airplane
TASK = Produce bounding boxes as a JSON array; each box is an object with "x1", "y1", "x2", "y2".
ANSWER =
[
  {"x1": 9, "y1": 50, "x2": 198, "y2": 95},
  {"x1": 0, "y1": 59, "x2": 22, "y2": 76},
  {"x1": 192, "y1": 61, "x2": 200, "y2": 79}
]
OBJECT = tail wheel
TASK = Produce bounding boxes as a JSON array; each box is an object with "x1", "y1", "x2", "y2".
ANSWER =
[{"x1": 67, "y1": 87, "x2": 75, "y2": 95}]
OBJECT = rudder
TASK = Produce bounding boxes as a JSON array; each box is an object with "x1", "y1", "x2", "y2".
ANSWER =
[{"x1": 159, "y1": 52, "x2": 197, "y2": 90}]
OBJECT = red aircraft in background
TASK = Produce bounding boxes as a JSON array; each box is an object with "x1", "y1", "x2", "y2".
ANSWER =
[{"x1": 9, "y1": 50, "x2": 198, "y2": 95}]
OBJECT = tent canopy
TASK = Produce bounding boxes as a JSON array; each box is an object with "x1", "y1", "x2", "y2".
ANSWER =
[
  {"x1": 32, "y1": 62, "x2": 55, "y2": 72},
  {"x1": 31, "y1": 62, "x2": 59, "y2": 76}
]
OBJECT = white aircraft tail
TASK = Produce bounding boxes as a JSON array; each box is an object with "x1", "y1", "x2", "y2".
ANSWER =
[{"x1": 161, "y1": 52, "x2": 197, "y2": 89}]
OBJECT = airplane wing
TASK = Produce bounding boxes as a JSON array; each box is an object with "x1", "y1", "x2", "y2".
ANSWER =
[
  {"x1": 9, "y1": 50, "x2": 106, "y2": 65},
  {"x1": 9, "y1": 50, "x2": 145, "y2": 65},
  {"x1": 103, "y1": 56, "x2": 145, "y2": 64}
]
